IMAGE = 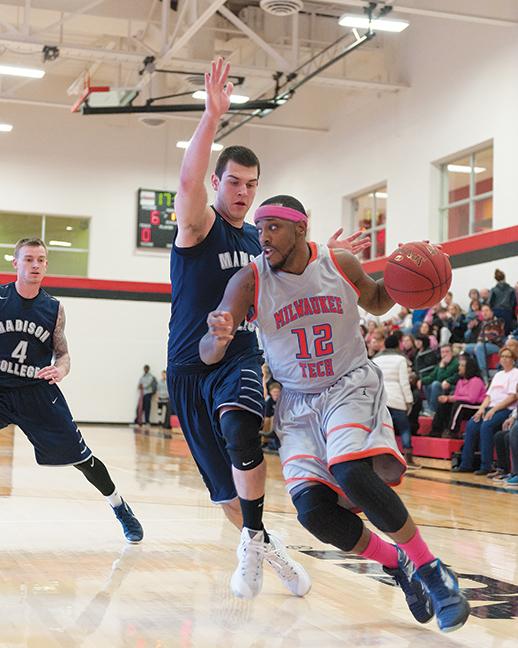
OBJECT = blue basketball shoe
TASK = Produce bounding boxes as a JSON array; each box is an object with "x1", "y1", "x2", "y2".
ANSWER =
[
  {"x1": 383, "y1": 547, "x2": 434, "y2": 624},
  {"x1": 416, "y1": 559, "x2": 470, "y2": 632},
  {"x1": 112, "y1": 499, "x2": 144, "y2": 543}
]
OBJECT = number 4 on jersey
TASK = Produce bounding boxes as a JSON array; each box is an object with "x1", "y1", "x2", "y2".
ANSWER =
[{"x1": 12, "y1": 340, "x2": 28, "y2": 364}]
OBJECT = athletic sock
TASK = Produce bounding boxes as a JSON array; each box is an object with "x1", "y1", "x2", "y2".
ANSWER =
[
  {"x1": 398, "y1": 528, "x2": 435, "y2": 569},
  {"x1": 239, "y1": 495, "x2": 269, "y2": 541},
  {"x1": 106, "y1": 489, "x2": 123, "y2": 508},
  {"x1": 360, "y1": 531, "x2": 399, "y2": 568}
]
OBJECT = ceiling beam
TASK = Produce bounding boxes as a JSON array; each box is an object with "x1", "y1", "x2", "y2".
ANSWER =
[
  {"x1": 0, "y1": 38, "x2": 406, "y2": 92},
  {"x1": 0, "y1": 35, "x2": 146, "y2": 64},
  {"x1": 313, "y1": 0, "x2": 518, "y2": 27},
  {"x1": 23, "y1": 0, "x2": 31, "y2": 36},
  {"x1": 167, "y1": 0, "x2": 190, "y2": 53},
  {"x1": 218, "y1": 5, "x2": 291, "y2": 71},
  {"x1": 0, "y1": 19, "x2": 19, "y2": 35},
  {"x1": 160, "y1": 0, "x2": 169, "y2": 54},
  {"x1": 160, "y1": 0, "x2": 228, "y2": 63}
]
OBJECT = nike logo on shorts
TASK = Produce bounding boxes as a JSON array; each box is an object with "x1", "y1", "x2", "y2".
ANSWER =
[
  {"x1": 51, "y1": 397, "x2": 58, "y2": 404},
  {"x1": 242, "y1": 460, "x2": 254, "y2": 467},
  {"x1": 0, "y1": 296, "x2": 8, "y2": 300}
]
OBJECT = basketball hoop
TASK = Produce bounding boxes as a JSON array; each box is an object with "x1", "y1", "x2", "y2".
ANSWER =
[
  {"x1": 70, "y1": 73, "x2": 138, "y2": 113},
  {"x1": 70, "y1": 74, "x2": 110, "y2": 113}
]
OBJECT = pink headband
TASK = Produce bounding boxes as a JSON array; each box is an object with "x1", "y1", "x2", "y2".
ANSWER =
[{"x1": 254, "y1": 204, "x2": 308, "y2": 224}]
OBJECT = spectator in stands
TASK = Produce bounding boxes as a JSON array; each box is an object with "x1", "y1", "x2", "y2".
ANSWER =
[
  {"x1": 468, "y1": 288, "x2": 480, "y2": 303},
  {"x1": 401, "y1": 334, "x2": 417, "y2": 364},
  {"x1": 506, "y1": 337, "x2": 518, "y2": 360},
  {"x1": 464, "y1": 304, "x2": 506, "y2": 380},
  {"x1": 262, "y1": 382, "x2": 281, "y2": 453},
  {"x1": 432, "y1": 307, "x2": 453, "y2": 345},
  {"x1": 479, "y1": 288, "x2": 490, "y2": 306},
  {"x1": 261, "y1": 363, "x2": 275, "y2": 397},
  {"x1": 465, "y1": 300, "x2": 483, "y2": 344},
  {"x1": 419, "y1": 344, "x2": 459, "y2": 415},
  {"x1": 364, "y1": 319, "x2": 378, "y2": 345},
  {"x1": 447, "y1": 303, "x2": 467, "y2": 344},
  {"x1": 453, "y1": 347, "x2": 518, "y2": 475},
  {"x1": 430, "y1": 355, "x2": 485, "y2": 438},
  {"x1": 382, "y1": 319, "x2": 395, "y2": 337},
  {"x1": 489, "y1": 269, "x2": 516, "y2": 335},
  {"x1": 137, "y1": 365, "x2": 156, "y2": 426},
  {"x1": 413, "y1": 334, "x2": 438, "y2": 382},
  {"x1": 504, "y1": 410, "x2": 518, "y2": 486},
  {"x1": 393, "y1": 307, "x2": 413, "y2": 334},
  {"x1": 157, "y1": 370, "x2": 171, "y2": 429},
  {"x1": 372, "y1": 334, "x2": 420, "y2": 468},
  {"x1": 411, "y1": 307, "x2": 428, "y2": 335},
  {"x1": 367, "y1": 329, "x2": 385, "y2": 359},
  {"x1": 419, "y1": 321, "x2": 438, "y2": 349},
  {"x1": 408, "y1": 368, "x2": 423, "y2": 439},
  {"x1": 442, "y1": 291, "x2": 453, "y2": 308},
  {"x1": 489, "y1": 401, "x2": 517, "y2": 482}
]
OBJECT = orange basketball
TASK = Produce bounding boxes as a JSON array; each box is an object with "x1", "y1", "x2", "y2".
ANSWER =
[{"x1": 384, "y1": 242, "x2": 452, "y2": 309}]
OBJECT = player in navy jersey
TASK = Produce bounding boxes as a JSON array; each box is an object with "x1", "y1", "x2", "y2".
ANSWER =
[
  {"x1": 0, "y1": 238, "x2": 143, "y2": 544},
  {"x1": 168, "y1": 58, "x2": 370, "y2": 599},
  {"x1": 200, "y1": 195, "x2": 471, "y2": 633}
]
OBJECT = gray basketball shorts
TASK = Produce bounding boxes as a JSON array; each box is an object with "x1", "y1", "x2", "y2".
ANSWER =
[{"x1": 275, "y1": 362, "x2": 406, "y2": 506}]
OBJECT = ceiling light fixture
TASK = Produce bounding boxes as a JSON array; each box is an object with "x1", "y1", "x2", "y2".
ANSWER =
[
  {"x1": 48, "y1": 240, "x2": 72, "y2": 247},
  {"x1": 0, "y1": 123, "x2": 13, "y2": 132},
  {"x1": 176, "y1": 140, "x2": 223, "y2": 152},
  {"x1": 338, "y1": 15, "x2": 409, "y2": 33},
  {"x1": 192, "y1": 90, "x2": 250, "y2": 104},
  {"x1": 0, "y1": 64, "x2": 45, "y2": 79}
]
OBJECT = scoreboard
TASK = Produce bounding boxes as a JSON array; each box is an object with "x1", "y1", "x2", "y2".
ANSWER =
[{"x1": 137, "y1": 189, "x2": 177, "y2": 249}]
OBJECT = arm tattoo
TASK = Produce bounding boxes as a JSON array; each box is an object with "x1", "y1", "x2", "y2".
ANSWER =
[{"x1": 53, "y1": 304, "x2": 71, "y2": 374}]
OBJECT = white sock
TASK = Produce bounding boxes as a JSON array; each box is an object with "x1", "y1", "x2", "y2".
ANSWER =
[{"x1": 106, "y1": 489, "x2": 123, "y2": 508}]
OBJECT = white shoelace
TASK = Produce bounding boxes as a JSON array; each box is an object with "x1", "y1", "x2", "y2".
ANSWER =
[{"x1": 265, "y1": 547, "x2": 297, "y2": 581}]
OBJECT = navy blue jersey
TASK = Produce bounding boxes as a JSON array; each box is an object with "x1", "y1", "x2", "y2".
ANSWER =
[
  {"x1": 0, "y1": 282, "x2": 59, "y2": 388},
  {"x1": 168, "y1": 208, "x2": 261, "y2": 371}
]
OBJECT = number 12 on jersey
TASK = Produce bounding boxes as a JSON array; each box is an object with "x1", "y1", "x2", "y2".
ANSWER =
[
  {"x1": 291, "y1": 324, "x2": 334, "y2": 359},
  {"x1": 291, "y1": 324, "x2": 336, "y2": 380}
]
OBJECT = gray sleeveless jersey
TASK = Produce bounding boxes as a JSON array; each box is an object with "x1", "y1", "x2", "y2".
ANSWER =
[{"x1": 250, "y1": 242, "x2": 368, "y2": 393}]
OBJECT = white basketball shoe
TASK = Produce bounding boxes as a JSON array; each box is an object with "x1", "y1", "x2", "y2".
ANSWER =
[
  {"x1": 231, "y1": 528, "x2": 312, "y2": 599},
  {"x1": 231, "y1": 527, "x2": 266, "y2": 599},
  {"x1": 264, "y1": 533, "x2": 312, "y2": 596}
]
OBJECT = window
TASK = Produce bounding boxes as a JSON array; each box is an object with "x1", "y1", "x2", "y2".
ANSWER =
[
  {"x1": 439, "y1": 145, "x2": 493, "y2": 240},
  {"x1": 0, "y1": 212, "x2": 90, "y2": 276},
  {"x1": 350, "y1": 185, "x2": 387, "y2": 260}
]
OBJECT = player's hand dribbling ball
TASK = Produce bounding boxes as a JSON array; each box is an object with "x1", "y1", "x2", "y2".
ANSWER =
[{"x1": 384, "y1": 241, "x2": 452, "y2": 309}]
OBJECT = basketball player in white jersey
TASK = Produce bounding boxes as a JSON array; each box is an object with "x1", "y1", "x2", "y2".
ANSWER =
[{"x1": 200, "y1": 196, "x2": 470, "y2": 633}]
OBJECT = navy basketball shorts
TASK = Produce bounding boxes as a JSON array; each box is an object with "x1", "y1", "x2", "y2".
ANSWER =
[
  {"x1": 168, "y1": 352, "x2": 265, "y2": 503},
  {"x1": 0, "y1": 382, "x2": 92, "y2": 466}
]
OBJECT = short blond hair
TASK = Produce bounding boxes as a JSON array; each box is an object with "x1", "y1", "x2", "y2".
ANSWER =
[
  {"x1": 500, "y1": 346, "x2": 517, "y2": 361},
  {"x1": 14, "y1": 238, "x2": 47, "y2": 258}
]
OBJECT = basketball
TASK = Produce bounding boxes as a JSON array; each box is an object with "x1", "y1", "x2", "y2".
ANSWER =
[{"x1": 384, "y1": 242, "x2": 452, "y2": 309}]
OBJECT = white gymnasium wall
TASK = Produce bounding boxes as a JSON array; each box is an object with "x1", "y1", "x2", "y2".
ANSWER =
[
  {"x1": 0, "y1": 16, "x2": 517, "y2": 420},
  {"x1": 57, "y1": 297, "x2": 170, "y2": 422}
]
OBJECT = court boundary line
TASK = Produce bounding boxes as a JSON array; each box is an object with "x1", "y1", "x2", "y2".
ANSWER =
[{"x1": 405, "y1": 472, "x2": 518, "y2": 494}]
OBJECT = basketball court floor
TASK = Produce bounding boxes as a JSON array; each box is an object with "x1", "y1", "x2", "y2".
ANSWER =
[{"x1": 0, "y1": 424, "x2": 516, "y2": 647}]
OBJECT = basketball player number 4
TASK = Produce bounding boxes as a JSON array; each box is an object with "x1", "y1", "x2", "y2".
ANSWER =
[
  {"x1": 11, "y1": 340, "x2": 28, "y2": 364},
  {"x1": 291, "y1": 324, "x2": 334, "y2": 359}
]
